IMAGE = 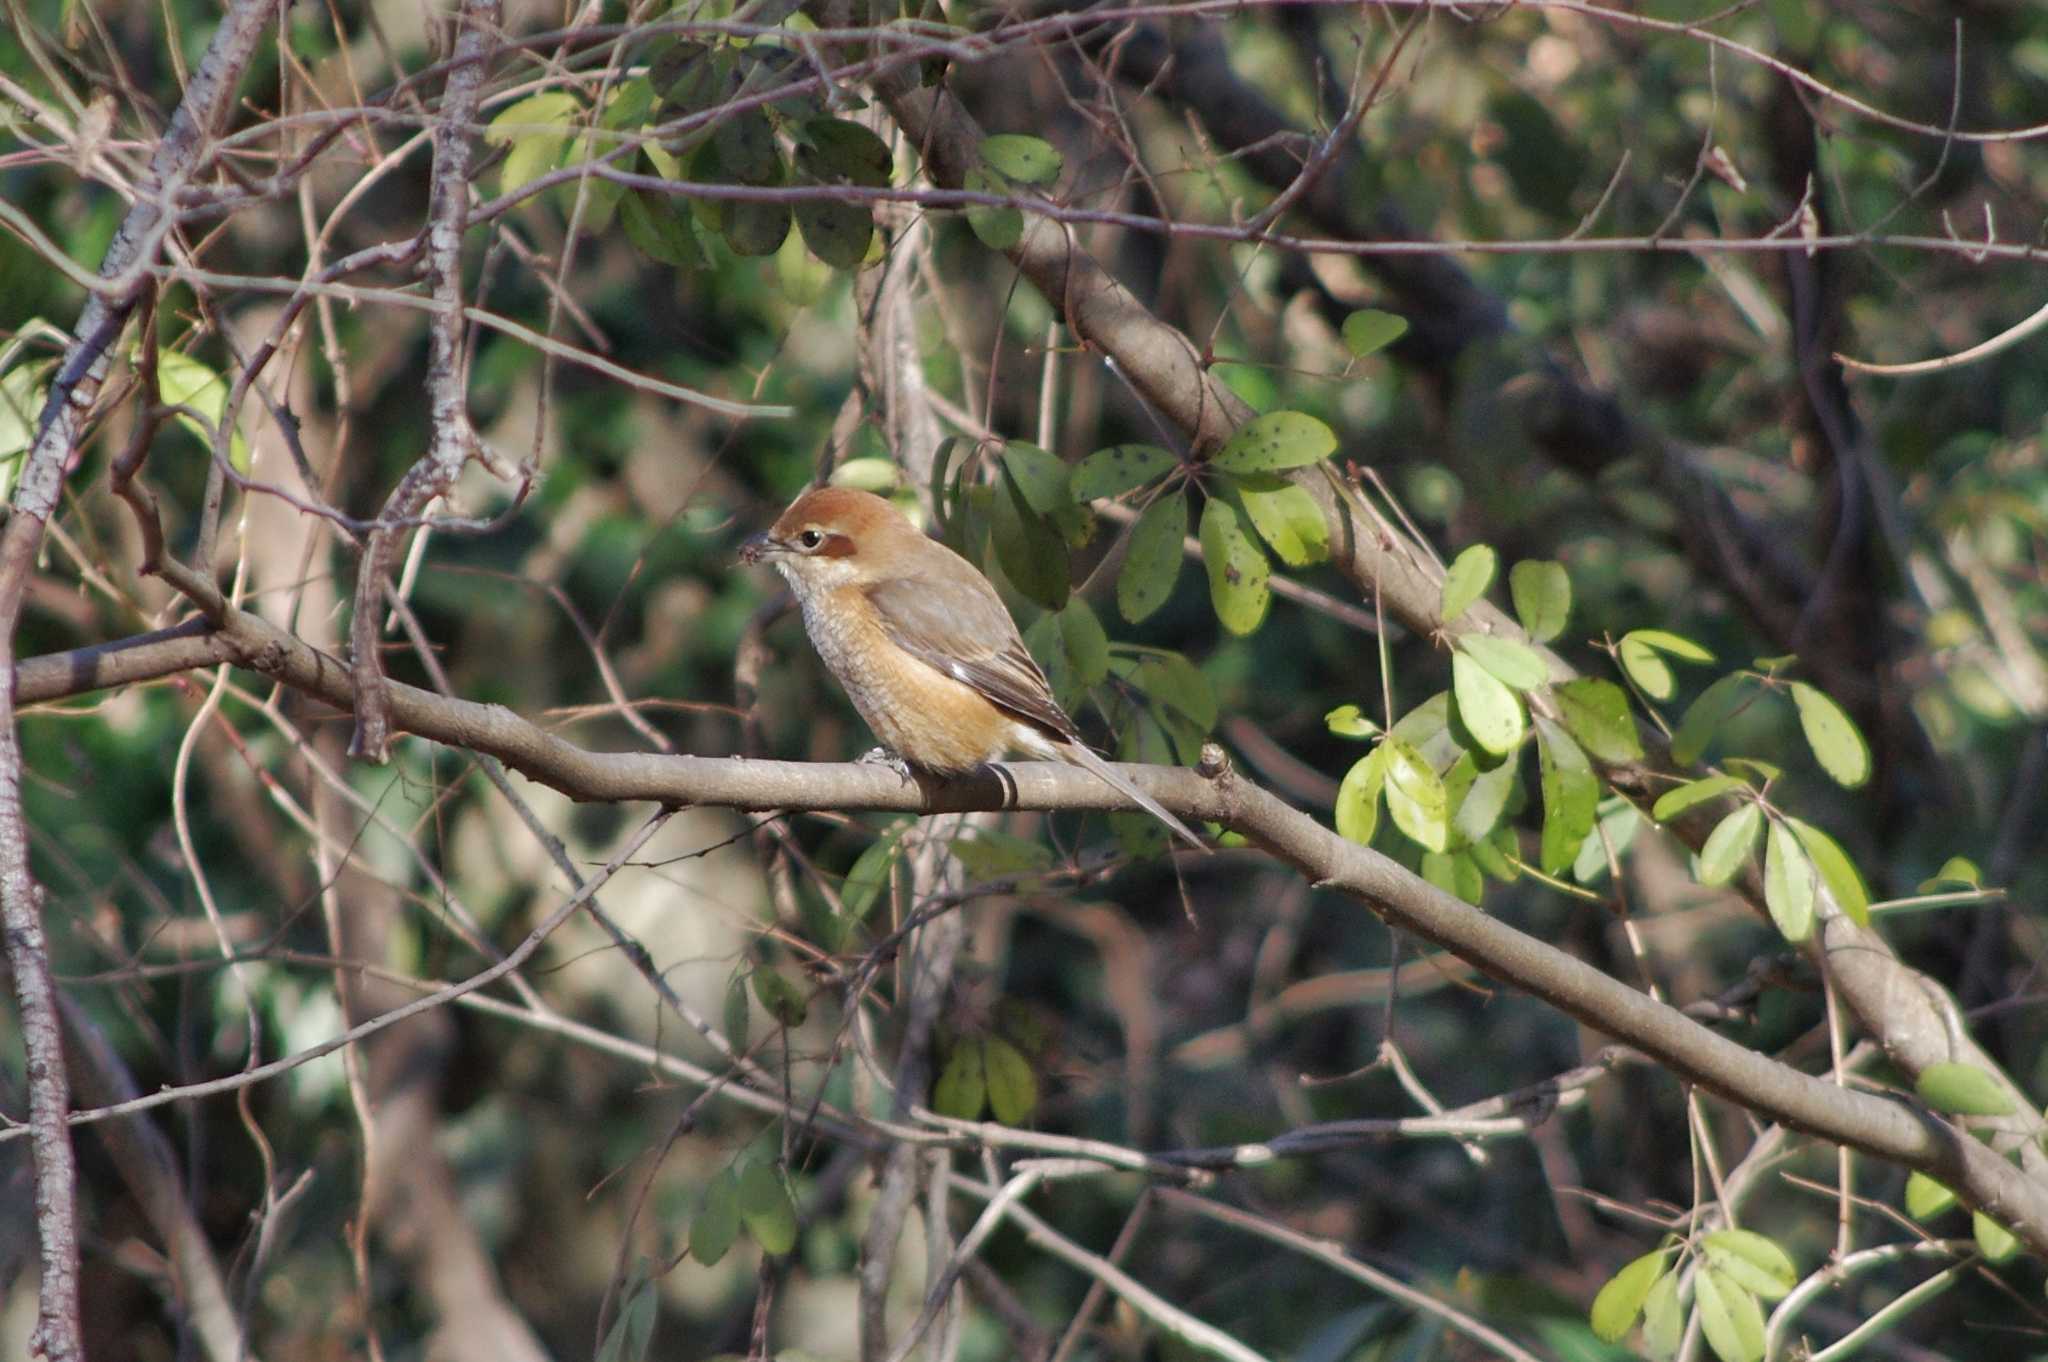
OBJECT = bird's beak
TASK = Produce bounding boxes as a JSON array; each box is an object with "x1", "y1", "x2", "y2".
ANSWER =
[{"x1": 738, "y1": 532, "x2": 779, "y2": 566}]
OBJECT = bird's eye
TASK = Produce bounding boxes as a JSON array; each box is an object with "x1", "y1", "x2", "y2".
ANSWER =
[{"x1": 797, "y1": 529, "x2": 824, "y2": 550}]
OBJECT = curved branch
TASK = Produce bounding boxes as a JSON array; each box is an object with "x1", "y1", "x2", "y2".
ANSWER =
[{"x1": 24, "y1": 597, "x2": 2048, "y2": 1255}]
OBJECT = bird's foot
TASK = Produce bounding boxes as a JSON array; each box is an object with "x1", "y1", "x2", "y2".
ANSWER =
[{"x1": 858, "y1": 746, "x2": 916, "y2": 782}]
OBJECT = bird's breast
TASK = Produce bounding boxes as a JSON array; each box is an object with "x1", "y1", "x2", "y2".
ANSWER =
[{"x1": 796, "y1": 585, "x2": 1020, "y2": 774}]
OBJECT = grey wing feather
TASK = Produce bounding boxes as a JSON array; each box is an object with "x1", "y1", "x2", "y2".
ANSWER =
[{"x1": 866, "y1": 575, "x2": 1079, "y2": 741}]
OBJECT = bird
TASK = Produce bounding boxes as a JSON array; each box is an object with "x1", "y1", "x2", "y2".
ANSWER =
[{"x1": 740, "y1": 485, "x2": 1206, "y2": 850}]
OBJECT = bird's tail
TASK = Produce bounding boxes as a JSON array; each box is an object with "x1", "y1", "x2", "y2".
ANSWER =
[{"x1": 1058, "y1": 741, "x2": 1209, "y2": 852}]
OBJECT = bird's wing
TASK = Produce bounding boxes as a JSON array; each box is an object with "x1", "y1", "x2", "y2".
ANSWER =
[{"x1": 865, "y1": 574, "x2": 1080, "y2": 742}]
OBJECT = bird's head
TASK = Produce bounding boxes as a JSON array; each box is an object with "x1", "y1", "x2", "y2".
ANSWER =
[{"x1": 740, "y1": 486, "x2": 919, "y2": 591}]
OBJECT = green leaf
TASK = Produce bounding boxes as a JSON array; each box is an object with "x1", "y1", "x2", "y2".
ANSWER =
[
  {"x1": 1572, "y1": 798, "x2": 1640, "y2": 884},
  {"x1": 1701, "y1": 1230, "x2": 1797, "y2": 1301},
  {"x1": 841, "y1": 821, "x2": 908, "y2": 924},
  {"x1": 737, "y1": 1160, "x2": 797, "y2": 1255},
  {"x1": 1904, "y1": 1171, "x2": 1957, "y2": 1220},
  {"x1": 1508, "y1": 559, "x2": 1571, "y2": 643},
  {"x1": 933, "y1": 1040, "x2": 986, "y2": 1118},
  {"x1": 965, "y1": 166, "x2": 1022, "y2": 250},
  {"x1": 1785, "y1": 817, "x2": 1871, "y2": 925},
  {"x1": 720, "y1": 190, "x2": 793, "y2": 257},
  {"x1": 0, "y1": 360, "x2": 51, "y2": 462},
  {"x1": 1116, "y1": 646, "x2": 1218, "y2": 731},
  {"x1": 1671, "y1": 673, "x2": 1752, "y2": 766},
  {"x1": 1457, "y1": 634, "x2": 1549, "y2": 691},
  {"x1": 980, "y1": 133, "x2": 1062, "y2": 185},
  {"x1": 714, "y1": 107, "x2": 779, "y2": 184},
  {"x1": 992, "y1": 465, "x2": 1070, "y2": 610},
  {"x1": 1589, "y1": 1248, "x2": 1672, "y2": 1343},
  {"x1": 1341, "y1": 308, "x2": 1409, "y2": 358},
  {"x1": 1617, "y1": 636, "x2": 1675, "y2": 700},
  {"x1": 1918, "y1": 856, "x2": 1982, "y2": 893},
  {"x1": 1641, "y1": 1267, "x2": 1682, "y2": 1358},
  {"x1": 982, "y1": 1036, "x2": 1038, "y2": 1123},
  {"x1": 1974, "y1": 1212, "x2": 2020, "y2": 1263},
  {"x1": 723, "y1": 973, "x2": 751, "y2": 1055},
  {"x1": 1334, "y1": 747, "x2": 1386, "y2": 846},
  {"x1": 946, "y1": 828, "x2": 1055, "y2": 881},
  {"x1": 1421, "y1": 849, "x2": 1484, "y2": 904},
  {"x1": 1453, "y1": 756, "x2": 1517, "y2": 846},
  {"x1": 1651, "y1": 775, "x2": 1748, "y2": 822},
  {"x1": 1556, "y1": 677, "x2": 1643, "y2": 762},
  {"x1": 1117, "y1": 488, "x2": 1186, "y2": 623},
  {"x1": 619, "y1": 186, "x2": 706, "y2": 269},
  {"x1": 597, "y1": 1276, "x2": 657, "y2": 1362},
  {"x1": 1234, "y1": 478, "x2": 1328, "y2": 567},
  {"x1": 1695, "y1": 1266, "x2": 1766, "y2": 1362},
  {"x1": 1451, "y1": 651, "x2": 1525, "y2": 757},
  {"x1": 1198, "y1": 496, "x2": 1270, "y2": 635},
  {"x1": 1326, "y1": 704, "x2": 1379, "y2": 739},
  {"x1": 1383, "y1": 738, "x2": 1449, "y2": 853},
  {"x1": 1440, "y1": 544, "x2": 1497, "y2": 623},
  {"x1": 1914, "y1": 1061, "x2": 2016, "y2": 1116},
  {"x1": 1698, "y1": 804, "x2": 1761, "y2": 887},
  {"x1": 1073, "y1": 444, "x2": 1176, "y2": 500},
  {"x1": 1790, "y1": 681, "x2": 1871, "y2": 788},
  {"x1": 1059, "y1": 599, "x2": 1109, "y2": 689},
  {"x1": 486, "y1": 90, "x2": 581, "y2": 195},
  {"x1": 1628, "y1": 628, "x2": 1715, "y2": 662},
  {"x1": 1002, "y1": 442, "x2": 1071, "y2": 515},
  {"x1": 690, "y1": 1169, "x2": 740, "y2": 1265},
  {"x1": 155, "y1": 349, "x2": 252, "y2": 472},
  {"x1": 1762, "y1": 819, "x2": 1815, "y2": 942},
  {"x1": 830, "y1": 458, "x2": 901, "y2": 493},
  {"x1": 1211, "y1": 411, "x2": 1338, "y2": 474},
  {"x1": 650, "y1": 41, "x2": 729, "y2": 116},
  {"x1": 1535, "y1": 718, "x2": 1598, "y2": 876},
  {"x1": 752, "y1": 969, "x2": 809, "y2": 1028}
]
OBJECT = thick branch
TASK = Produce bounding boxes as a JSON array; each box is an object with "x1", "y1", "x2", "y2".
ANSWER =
[{"x1": 31, "y1": 602, "x2": 2048, "y2": 1255}]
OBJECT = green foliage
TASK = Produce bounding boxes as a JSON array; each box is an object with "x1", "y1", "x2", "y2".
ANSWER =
[
  {"x1": 1914, "y1": 1062, "x2": 2016, "y2": 1116},
  {"x1": 1440, "y1": 543, "x2": 1496, "y2": 623},
  {"x1": 1341, "y1": 309, "x2": 1409, "y2": 358}
]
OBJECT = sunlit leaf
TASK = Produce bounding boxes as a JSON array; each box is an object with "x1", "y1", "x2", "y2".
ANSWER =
[
  {"x1": 1904, "y1": 1171, "x2": 1957, "y2": 1220},
  {"x1": 1452, "y1": 651, "x2": 1525, "y2": 757},
  {"x1": 1790, "y1": 681, "x2": 1871, "y2": 788},
  {"x1": 1234, "y1": 478, "x2": 1329, "y2": 567},
  {"x1": 1762, "y1": 818, "x2": 1815, "y2": 942},
  {"x1": 1701, "y1": 1230, "x2": 1796, "y2": 1301},
  {"x1": 1918, "y1": 856, "x2": 1982, "y2": 893},
  {"x1": 1326, "y1": 704, "x2": 1379, "y2": 739},
  {"x1": 1651, "y1": 775, "x2": 1747, "y2": 822},
  {"x1": 1556, "y1": 677, "x2": 1643, "y2": 762},
  {"x1": 1334, "y1": 747, "x2": 1386, "y2": 846},
  {"x1": 1698, "y1": 804, "x2": 1761, "y2": 886},
  {"x1": 1694, "y1": 1266, "x2": 1765, "y2": 1362},
  {"x1": 1785, "y1": 817, "x2": 1870, "y2": 925},
  {"x1": 980, "y1": 133, "x2": 1062, "y2": 184},
  {"x1": 1641, "y1": 1266, "x2": 1682, "y2": 1358},
  {"x1": 1198, "y1": 495, "x2": 1270, "y2": 635},
  {"x1": 1453, "y1": 755, "x2": 1517, "y2": 846},
  {"x1": 1383, "y1": 738, "x2": 1448, "y2": 853},
  {"x1": 1073, "y1": 444, "x2": 1176, "y2": 500},
  {"x1": 1421, "y1": 849, "x2": 1484, "y2": 904},
  {"x1": 0, "y1": 361, "x2": 52, "y2": 462},
  {"x1": 1508, "y1": 559, "x2": 1571, "y2": 642},
  {"x1": 1535, "y1": 718, "x2": 1598, "y2": 875},
  {"x1": 1975, "y1": 1212, "x2": 2019, "y2": 1263},
  {"x1": 155, "y1": 349, "x2": 252, "y2": 472},
  {"x1": 1914, "y1": 1061, "x2": 2016, "y2": 1116},
  {"x1": 1211, "y1": 410, "x2": 1337, "y2": 474},
  {"x1": 1458, "y1": 634, "x2": 1549, "y2": 691},
  {"x1": 1589, "y1": 1248, "x2": 1671, "y2": 1343},
  {"x1": 1572, "y1": 798, "x2": 1640, "y2": 885},
  {"x1": 1341, "y1": 308, "x2": 1410, "y2": 358},
  {"x1": 840, "y1": 821, "x2": 908, "y2": 924},
  {"x1": 486, "y1": 90, "x2": 580, "y2": 195},
  {"x1": 1440, "y1": 544, "x2": 1496, "y2": 623}
]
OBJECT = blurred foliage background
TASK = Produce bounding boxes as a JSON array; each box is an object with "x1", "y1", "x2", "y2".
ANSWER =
[{"x1": 2, "y1": 0, "x2": 2047, "y2": 1358}]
